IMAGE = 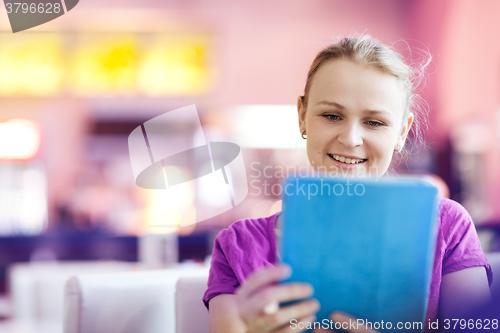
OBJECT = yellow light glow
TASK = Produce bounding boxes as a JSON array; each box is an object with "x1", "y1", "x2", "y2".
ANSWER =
[
  {"x1": 71, "y1": 37, "x2": 137, "y2": 95},
  {"x1": 0, "y1": 35, "x2": 63, "y2": 96},
  {"x1": 0, "y1": 119, "x2": 41, "y2": 160},
  {"x1": 144, "y1": 190, "x2": 181, "y2": 231},
  {"x1": 178, "y1": 207, "x2": 196, "y2": 236},
  {"x1": 144, "y1": 182, "x2": 195, "y2": 233},
  {"x1": 142, "y1": 167, "x2": 196, "y2": 233},
  {"x1": 138, "y1": 38, "x2": 210, "y2": 96},
  {"x1": 0, "y1": 33, "x2": 210, "y2": 96}
]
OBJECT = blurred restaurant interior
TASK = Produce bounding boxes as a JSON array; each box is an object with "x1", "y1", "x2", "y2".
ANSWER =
[{"x1": 0, "y1": 0, "x2": 500, "y2": 331}]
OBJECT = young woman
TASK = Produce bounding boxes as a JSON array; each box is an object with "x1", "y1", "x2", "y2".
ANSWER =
[{"x1": 203, "y1": 36, "x2": 493, "y2": 333}]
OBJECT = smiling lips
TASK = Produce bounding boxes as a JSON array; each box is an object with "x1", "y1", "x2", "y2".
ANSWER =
[{"x1": 328, "y1": 153, "x2": 367, "y2": 164}]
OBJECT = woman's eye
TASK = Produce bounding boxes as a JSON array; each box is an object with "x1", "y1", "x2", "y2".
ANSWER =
[
  {"x1": 324, "y1": 115, "x2": 340, "y2": 121},
  {"x1": 367, "y1": 120, "x2": 383, "y2": 127}
]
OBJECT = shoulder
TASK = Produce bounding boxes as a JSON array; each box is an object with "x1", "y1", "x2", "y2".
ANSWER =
[
  {"x1": 438, "y1": 196, "x2": 473, "y2": 229},
  {"x1": 215, "y1": 212, "x2": 279, "y2": 251},
  {"x1": 436, "y1": 197, "x2": 493, "y2": 285},
  {"x1": 439, "y1": 197, "x2": 469, "y2": 218},
  {"x1": 222, "y1": 213, "x2": 277, "y2": 238},
  {"x1": 208, "y1": 212, "x2": 280, "y2": 287},
  {"x1": 437, "y1": 196, "x2": 480, "y2": 257}
]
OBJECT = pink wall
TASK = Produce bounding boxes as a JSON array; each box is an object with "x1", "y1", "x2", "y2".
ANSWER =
[
  {"x1": 194, "y1": 0, "x2": 408, "y2": 108},
  {"x1": 24, "y1": 0, "x2": 409, "y2": 109},
  {"x1": 438, "y1": 0, "x2": 500, "y2": 219}
]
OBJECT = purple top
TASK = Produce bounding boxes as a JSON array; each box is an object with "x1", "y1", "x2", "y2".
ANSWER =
[{"x1": 203, "y1": 197, "x2": 493, "y2": 326}]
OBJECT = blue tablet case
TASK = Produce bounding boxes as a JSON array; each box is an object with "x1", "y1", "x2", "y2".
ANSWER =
[{"x1": 280, "y1": 177, "x2": 439, "y2": 333}]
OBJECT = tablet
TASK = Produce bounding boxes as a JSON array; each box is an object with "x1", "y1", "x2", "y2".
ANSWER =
[{"x1": 280, "y1": 177, "x2": 439, "y2": 333}]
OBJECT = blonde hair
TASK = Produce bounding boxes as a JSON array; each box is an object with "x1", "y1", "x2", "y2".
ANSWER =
[{"x1": 301, "y1": 35, "x2": 431, "y2": 165}]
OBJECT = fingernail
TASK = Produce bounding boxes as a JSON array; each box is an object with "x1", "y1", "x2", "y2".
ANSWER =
[
  {"x1": 279, "y1": 265, "x2": 291, "y2": 276},
  {"x1": 304, "y1": 284, "x2": 314, "y2": 294},
  {"x1": 280, "y1": 264, "x2": 291, "y2": 272},
  {"x1": 331, "y1": 311, "x2": 350, "y2": 322},
  {"x1": 309, "y1": 300, "x2": 320, "y2": 311},
  {"x1": 300, "y1": 284, "x2": 311, "y2": 294}
]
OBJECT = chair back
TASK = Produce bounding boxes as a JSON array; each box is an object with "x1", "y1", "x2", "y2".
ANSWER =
[
  {"x1": 64, "y1": 267, "x2": 208, "y2": 333},
  {"x1": 175, "y1": 276, "x2": 210, "y2": 333}
]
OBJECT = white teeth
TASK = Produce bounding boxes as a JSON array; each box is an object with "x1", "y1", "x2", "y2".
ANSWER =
[{"x1": 331, "y1": 154, "x2": 365, "y2": 164}]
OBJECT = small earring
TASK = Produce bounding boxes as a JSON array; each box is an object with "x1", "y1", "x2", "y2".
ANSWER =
[
  {"x1": 395, "y1": 144, "x2": 402, "y2": 152},
  {"x1": 301, "y1": 130, "x2": 307, "y2": 140}
]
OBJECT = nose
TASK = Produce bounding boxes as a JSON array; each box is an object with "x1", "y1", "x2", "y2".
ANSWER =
[{"x1": 337, "y1": 122, "x2": 363, "y2": 149}]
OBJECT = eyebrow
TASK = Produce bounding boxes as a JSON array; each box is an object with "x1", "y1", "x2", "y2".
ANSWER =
[
  {"x1": 316, "y1": 100, "x2": 345, "y2": 109},
  {"x1": 316, "y1": 100, "x2": 390, "y2": 116}
]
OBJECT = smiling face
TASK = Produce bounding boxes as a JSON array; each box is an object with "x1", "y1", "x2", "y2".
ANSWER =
[{"x1": 298, "y1": 59, "x2": 414, "y2": 177}]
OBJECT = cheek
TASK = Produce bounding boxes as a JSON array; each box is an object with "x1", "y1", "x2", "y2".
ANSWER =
[
  {"x1": 305, "y1": 132, "x2": 328, "y2": 166},
  {"x1": 306, "y1": 121, "x2": 327, "y2": 148},
  {"x1": 369, "y1": 133, "x2": 397, "y2": 161},
  {"x1": 306, "y1": 140, "x2": 323, "y2": 156}
]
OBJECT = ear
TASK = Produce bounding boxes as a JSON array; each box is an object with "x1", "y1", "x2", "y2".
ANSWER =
[
  {"x1": 397, "y1": 112, "x2": 414, "y2": 150},
  {"x1": 298, "y1": 96, "x2": 307, "y2": 133}
]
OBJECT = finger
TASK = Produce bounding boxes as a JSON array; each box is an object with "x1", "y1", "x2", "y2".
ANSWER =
[
  {"x1": 248, "y1": 301, "x2": 318, "y2": 333},
  {"x1": 238, "y1": 264, "x2": 291, "y2": 300},
  {"x1": 254, "y1": 315, "x2": 316, "y2": 333},
  {"x1": 264, "y1": 299, "x2": 320, "y2": 331},
  {"x1": 331, "y1": 312, "x2": 378, "y2": 333},
  {"x1": 263, "y1": 301, "x2": 279, "y2": 315},
  {"x1": 243, "y1": 283, "x2": 314, "y2": 315}
]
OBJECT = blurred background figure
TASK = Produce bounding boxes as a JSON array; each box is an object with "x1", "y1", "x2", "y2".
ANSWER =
[{"x1": 0, "y1": 0, "x2": 499, "y2": 331}]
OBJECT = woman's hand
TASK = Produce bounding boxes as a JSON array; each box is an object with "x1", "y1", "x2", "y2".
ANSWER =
[
  {"x1": 236, "y1": 264, "x2": 320, "y2": 332},
  {"x1": 313, "y1": 312, "x2": 379, "y2": 333}
]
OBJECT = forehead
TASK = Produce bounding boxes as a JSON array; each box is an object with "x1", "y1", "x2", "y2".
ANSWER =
[{"x1": 308, "y1": 59, "x2": 405, "y2": 116}]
